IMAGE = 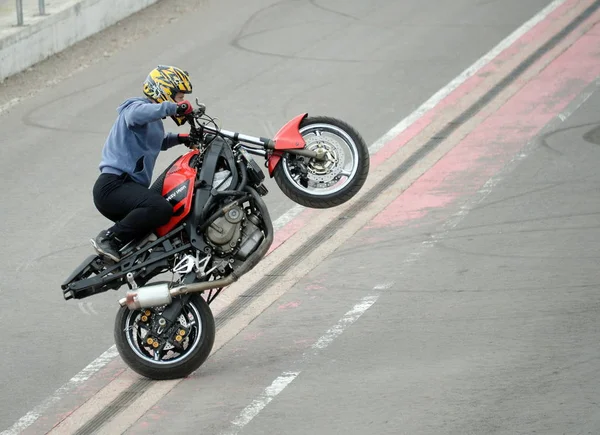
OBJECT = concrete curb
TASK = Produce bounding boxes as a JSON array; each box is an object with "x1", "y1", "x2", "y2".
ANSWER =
[{"x1": 0, "y1": 0, "x2": 160, "y2": 82}]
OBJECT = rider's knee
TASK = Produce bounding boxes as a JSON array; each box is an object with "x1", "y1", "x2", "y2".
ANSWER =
[{"x1": 155, "y1": 200, "x2": 173, "y2": 225}]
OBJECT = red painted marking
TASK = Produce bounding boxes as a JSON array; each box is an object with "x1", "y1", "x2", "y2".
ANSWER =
[
  {"x1": 267, "y1": 209, "x2": 318, "y2": 255},
  {"x1": 369, "y1": 19, "x2": 600, "y2": 228},
  {"x1": 268, "y1": 0, "x2": 584, "y2": 250},
  {"x1": 244, "y1": 332, "x2": 264, "y2": 341},
  {"x1": 277, "y1": 301, "x2": 301, "y2": 310},
  {"x1": 294, "y1": 339, "x2": 312, "y2": 345},
  {"x1": 305, "y1": 284, "x2": 325, "y2": 291},
  {"x1": 370, "y1": 0, "x2": 583, "y2": 170}
]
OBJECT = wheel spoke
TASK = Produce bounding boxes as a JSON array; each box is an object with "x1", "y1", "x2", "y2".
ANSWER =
[{"x1": 339, "y1": 170, "x2": 352, "y2": 178}]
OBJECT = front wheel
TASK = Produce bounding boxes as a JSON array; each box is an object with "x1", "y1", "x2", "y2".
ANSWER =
[
  {"x1": 114, "y1": 293, "x2": 215, "y2": 380},
  {"x1": 273, "y1": 116, "x2": 369, "y2": 209}
]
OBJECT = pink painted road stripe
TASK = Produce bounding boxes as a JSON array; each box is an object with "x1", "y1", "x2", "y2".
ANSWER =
[
  {"x1": 268, "y1": 208, "x2": 317, "y2": 254},
  {"x1": 369, "y1": 18, "x2": 600, "y2": 229},
  {"x1": 270, "y1": 0, "x2": 583, "y2": 248},
  {"x1": 369, "y1": 0, "x2": 584, "y2": 170}
]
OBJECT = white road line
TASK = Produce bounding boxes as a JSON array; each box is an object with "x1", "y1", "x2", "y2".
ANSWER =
[
  {"x1": 373, "y1": 281, "x2": 394, "y2": 290},
  {"x1": 311, "y1": 295, "x2": 379, "y2": 350},
  {"x1": 558, "y1": 77, "x2": 600, "y2": 121},
  {"x1": 272, "y1": 205, "x2": 306, "y2": 230},
  {"x1": 228, "y1": 371, "x2": 300, "y2": 430},
  {"x1": 0, "y1": 2, "x2": 568, "y2": 433},
  {"x1": 0, "y1": 346, "x2": 119, "y2": 435},
  {"x1": 222, "y1": 294, "x2": 379, "y2": 435}
]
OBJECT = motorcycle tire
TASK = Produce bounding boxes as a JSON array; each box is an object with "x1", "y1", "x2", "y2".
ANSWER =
[
  {"x1": 114, "y1": 294, "x2": 215, "y2": 380},
  {"x1": 273, "y1": 116, "x2": 369, "y2": 209}
]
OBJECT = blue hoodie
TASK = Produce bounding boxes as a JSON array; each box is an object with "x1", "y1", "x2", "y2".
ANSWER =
[{"x1": 99, "y1": 97, "x2": 181, "y2": 187}]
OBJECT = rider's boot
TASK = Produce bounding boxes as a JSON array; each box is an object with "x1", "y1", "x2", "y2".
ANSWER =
[{"x1": 91, "y1": 230, "x2": 123, "y2": 262}]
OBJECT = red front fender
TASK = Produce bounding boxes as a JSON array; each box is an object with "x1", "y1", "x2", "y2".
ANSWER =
[{"x1": 267, "y1": 113, "x2": 308, "y2": 176}]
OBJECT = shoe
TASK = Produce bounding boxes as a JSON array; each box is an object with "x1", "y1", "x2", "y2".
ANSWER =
[{"x1": 91, "y1": 230, "x2": 123, "y2": 262}]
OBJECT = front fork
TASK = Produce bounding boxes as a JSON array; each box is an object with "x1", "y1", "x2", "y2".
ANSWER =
[
  {"x1": 160, "y1": 294, "x2": 192, "y2": 325},
  {"x1": 137, "y1": 294, "x2": 193, "y2": 355},
  {"x1": 128, "y1": 266, "x2": 192, "y2": 339}
]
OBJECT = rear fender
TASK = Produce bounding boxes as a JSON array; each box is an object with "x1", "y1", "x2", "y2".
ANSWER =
[
  {"x1": 267, "y1": 113, "x2": 308, "y2": 176},
  {"x1": 61, "y1": 255, "x2": 99, "y2": 291}
]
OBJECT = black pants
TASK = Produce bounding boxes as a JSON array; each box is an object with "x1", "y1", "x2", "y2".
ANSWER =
[{"x1": 93, "y1": 173, "x2": 172, "y2": 242}]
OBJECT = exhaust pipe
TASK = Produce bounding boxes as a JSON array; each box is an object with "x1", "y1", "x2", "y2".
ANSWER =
[
  {"x1": 119, "y1": 187, "x2": 274, "y2": 310},
  {"x1": 119, "y1": 276, "x2": 236, "y2": 310}
]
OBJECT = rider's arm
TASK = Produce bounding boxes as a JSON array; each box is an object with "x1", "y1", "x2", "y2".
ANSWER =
[
  {"x1": 161, "y1": 133, "x2": 180, "y2": 150},
  {"x1": 124, "y1": 101, "x2": 177, "y2": 127}
]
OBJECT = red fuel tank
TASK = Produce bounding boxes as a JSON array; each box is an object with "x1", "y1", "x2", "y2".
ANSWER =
[{"x1": 156, "y1": 151, "x2": 198, "y2": 237}]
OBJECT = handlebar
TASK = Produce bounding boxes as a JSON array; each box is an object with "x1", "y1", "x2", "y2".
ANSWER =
[
  {"x1": 185, "y1": 102, "x2": 323, "y2": 161},
  {"x1": 203, "y1": 125, "x2": 276, "y2": 149},
  {"x1": 186, "y1": 102, "x2": 275, "y2": 150}
]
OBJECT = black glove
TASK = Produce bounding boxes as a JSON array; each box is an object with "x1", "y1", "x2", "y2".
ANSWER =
[
  {"x1": 176, "y1": 100, "x2": 193, "y2": 116},
  {"x1": 178, "y1": 133, "x2": 192, "y2": 147}
]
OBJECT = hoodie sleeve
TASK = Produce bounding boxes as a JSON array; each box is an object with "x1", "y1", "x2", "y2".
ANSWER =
[
  {"x1": 161, "y1": 132, "x2": 180, "y2": 150},
  {"x1": 124, "y1": 101, "x2": 178, "y2": 127}
]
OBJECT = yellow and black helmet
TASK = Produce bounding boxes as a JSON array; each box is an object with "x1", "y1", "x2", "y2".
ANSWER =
[{"x1": 143, "y1": 65, "x2": 192, "y2": 104}]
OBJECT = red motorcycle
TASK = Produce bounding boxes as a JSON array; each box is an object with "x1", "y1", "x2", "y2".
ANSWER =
[{"x1": 62, "y1": 102, "x2": 369, "y2": 379}]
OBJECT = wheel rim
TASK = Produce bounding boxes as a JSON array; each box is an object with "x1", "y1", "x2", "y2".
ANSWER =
[
  {"x1": 124, "y1": 300, "x2": 203, "y2": 366},
  {"x1": 281, "y1": 123, "x2": 360, "y2": 196}
]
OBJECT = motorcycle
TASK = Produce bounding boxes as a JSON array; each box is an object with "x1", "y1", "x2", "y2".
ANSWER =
[{"x1": 61, "y1": 101, "x2": 370, "y2": 380}]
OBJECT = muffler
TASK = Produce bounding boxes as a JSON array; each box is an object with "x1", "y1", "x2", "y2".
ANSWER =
[{"x1": 119, "y1": 277, "x2": 236, "y2": 310}]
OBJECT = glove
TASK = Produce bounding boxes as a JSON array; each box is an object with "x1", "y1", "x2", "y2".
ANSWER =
[
  {"x1": 178, "y1": 133, "x2": 197, "y2": 149},
  {"x1": 176, "y1": 100, "x2": 193, "y2": 116}
]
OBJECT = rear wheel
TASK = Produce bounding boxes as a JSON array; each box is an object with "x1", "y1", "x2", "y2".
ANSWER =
[
  {"x1": 114, "y1": 293, "x2": 215, "y2": 380},
  {"x1": 273, "y1": 116, "x2": 369, "y2": 208}
]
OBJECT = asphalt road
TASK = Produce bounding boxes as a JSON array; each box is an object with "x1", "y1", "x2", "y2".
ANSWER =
[
  {"x1": 0, "y1": 0, "x2": 556, "y2": 431},
  {"x1": 123, "y1": 80, "x2": 600, "y2": 435}
]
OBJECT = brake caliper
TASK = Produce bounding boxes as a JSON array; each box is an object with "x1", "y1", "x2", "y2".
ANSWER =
[{"x1": 169, "y1": 326, "x2": 190, "y2": 349}]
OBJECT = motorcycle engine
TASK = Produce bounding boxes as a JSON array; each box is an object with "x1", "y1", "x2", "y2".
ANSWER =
[
  {"x1": 205, "y1": 207, "x2": 264, "y2": 259},
  {"x1": 206, "y1": 206, "x2": 244, "y2": 255},
  {"x1": 204, "y1": 167, "x2": 265, "y2": 259}
]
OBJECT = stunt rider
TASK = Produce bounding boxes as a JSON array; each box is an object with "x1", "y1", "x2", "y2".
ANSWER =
[{"x1": 91, "y1": 65, "x2": 196, "y2": 262}]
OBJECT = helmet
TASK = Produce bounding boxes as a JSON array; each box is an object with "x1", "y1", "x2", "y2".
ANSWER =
[{"x1": 143, "y1": 65, "x2": 193, "y2": 125}]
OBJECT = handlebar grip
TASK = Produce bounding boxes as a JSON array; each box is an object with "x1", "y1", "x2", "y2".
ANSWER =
[{"x1": 262, "y1": 138, "x2": 276, "y2": 149}]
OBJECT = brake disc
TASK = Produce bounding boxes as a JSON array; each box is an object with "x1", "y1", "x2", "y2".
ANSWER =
[{"x1": 304, "y1": 134, "x2": 345, "y2": 187}]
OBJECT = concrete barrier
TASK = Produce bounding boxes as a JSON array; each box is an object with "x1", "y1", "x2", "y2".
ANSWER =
[{"x1": 0, "y1": 0, "x2": 161, "y2": 82}]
